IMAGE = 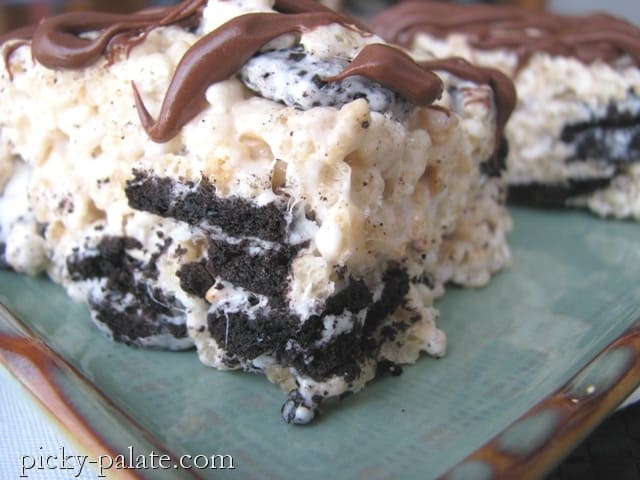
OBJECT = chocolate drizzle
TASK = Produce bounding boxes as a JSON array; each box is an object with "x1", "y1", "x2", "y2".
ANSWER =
[
  {"x1": 323, "y1": 43, "x2": 443, "y2": 108},
  {"x1": 370, "y1": 2, "x2": 640, "y2": 69},
  {"x1": 31, "y1": 1, "x2": 204, "y2": 69},
  {"x1": 420, "y1": 58, "x2": 516, "y2": 161},
  {"x1": 0, "y1": 25, "x2": 36, "y2": 80},
  {"x1": 0, "y1": 25, "x2": 36, "y2": 47},
  {"x1": 274, "y1": 0, "x2": 338, "y2": 15}
]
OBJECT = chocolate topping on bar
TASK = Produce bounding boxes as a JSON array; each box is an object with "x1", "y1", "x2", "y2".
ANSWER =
[
  {"x1": 370, "y1": 2, "x2": 640, "y2": 68},
  {"x1": 0, "y1": 0, "x2": 513, "y2": 159},
  {"x1": 0, "y1": 0, "x2": 337, "y2": 70},
  {"x1": 134, "y1": 19, "x2": 447, "y2": 142},
  {"x1": 132, "y1": 11, "x2": 439, "y2": 142}
]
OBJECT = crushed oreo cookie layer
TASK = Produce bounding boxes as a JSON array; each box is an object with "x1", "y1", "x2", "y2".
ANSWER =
[
  {"x1": 126, "y1": 172, "x2": 300, "y2": 306},
  {"x1": 204, "y1": 266, "x2": 413, "y2": 423},
  {"x1": 122, "y1": 171, "x2": 422, "y2": 423},
  {"x1": 205, "y1": 275, "x2": 377, "y2": 379},
  {"x1": 66, "y1": 236, "x2": 191, "y2": 349},
  {"x1": 239, "y1": 46, "x2": 413, "y2": 118}
]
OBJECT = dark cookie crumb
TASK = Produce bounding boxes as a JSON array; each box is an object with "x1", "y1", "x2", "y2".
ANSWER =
[
  {"x1": 284, "y1": 310, "x2": 364, "y2": 382},
  {"x1": 37, "y1": 222, "x2": 48, "y2": 237},
  {"x1": 143, "y1": 237, "x2": 172, "y2": 280},
  {"x1": 57, "y1": 197, "x2": 74, "y2": 215},
  {"x1": 90, "y1": 286, "x2": 188, "y2": 345},
  {"x1": 411, "y1": 273, "x2": 435, "y2": 289},
  {"x1": 206, "y1": 239, "x2": 300, "y2": 300},
  {"x1": 281, "y1": 390, "x2": 316, "y2": 425},
  {"x1": 177, "y1": 259, "x2": 214, "y2": 298},
  {"x1": 209, "y1": 308, "x2": 296, "y2": 360},
  {"x1": 311, "y1": 74, "x2": 326, "y2": 89},
  {"x1": 67, "y1": 236, "x2": 143, "y2": 285},
  {"x1": 362, "y1": 266, "x2": 410, "y2": 340},
  {"x1": 379, "y1": 325, "x2": 398, "y2": 341},
  {"x1": 324, "y1": 278, "x2": 372, "y2": 316},
  {"x1": 288, "y1": 51, "x2": 306, "y2": 62},
  {"x1": 376, "y1": 359, "x2": 403, "y2": 377}
]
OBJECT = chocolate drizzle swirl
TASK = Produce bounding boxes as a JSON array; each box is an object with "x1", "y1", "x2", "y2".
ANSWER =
[{"x1": 370, "y1": 2, "x2": 640, "y2": 69}]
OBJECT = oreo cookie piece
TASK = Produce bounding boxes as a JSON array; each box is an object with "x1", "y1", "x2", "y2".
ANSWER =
[
  {"x1": 239, "y1": 46, "x2": 413, "y2": 118},
  {"x1": 561, "y1": 104, "x2": 640, "y2": 165}
]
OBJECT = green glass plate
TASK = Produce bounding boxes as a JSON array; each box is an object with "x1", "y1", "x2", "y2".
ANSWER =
[{"x1": 1, "y1": 206, "x2": 640, "y2": 480}]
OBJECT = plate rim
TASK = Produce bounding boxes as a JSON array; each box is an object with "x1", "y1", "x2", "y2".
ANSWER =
[
  {"x1": 0, "y1": 303, "x2": 201, "y2": 480},
  {"x1": 440, "y1": 316, "x2": 640, "y2": 479}
]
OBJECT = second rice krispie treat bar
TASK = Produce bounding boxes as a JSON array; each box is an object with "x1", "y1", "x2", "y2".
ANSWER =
[{"x1": 372, "y1": 1, "x2": 640, "y2": 219}]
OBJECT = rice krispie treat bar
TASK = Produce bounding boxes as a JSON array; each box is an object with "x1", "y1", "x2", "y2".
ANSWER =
[
  {"x1": 371, "y1": 2, "x2": 640, "y2": 219},
  {"x1": 0, "y1": 0, "x2": 513, "y2": 423}
]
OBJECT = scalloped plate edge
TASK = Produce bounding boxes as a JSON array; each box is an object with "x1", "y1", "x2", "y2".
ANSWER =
[
  {"x1": 0, "y1": 303, "x2": 201, "y2": 480},
  {"x1": 441, "y1": 317, "x2": 640, "y2": 480}
]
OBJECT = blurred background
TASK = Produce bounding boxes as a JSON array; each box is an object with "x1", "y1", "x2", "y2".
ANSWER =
[
  {"x1": 0, "y1": 0, "x2": 638, "y2": 34},
  {"x1": 549, "y1": 0, "x2": 638, "y2": 23}
]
